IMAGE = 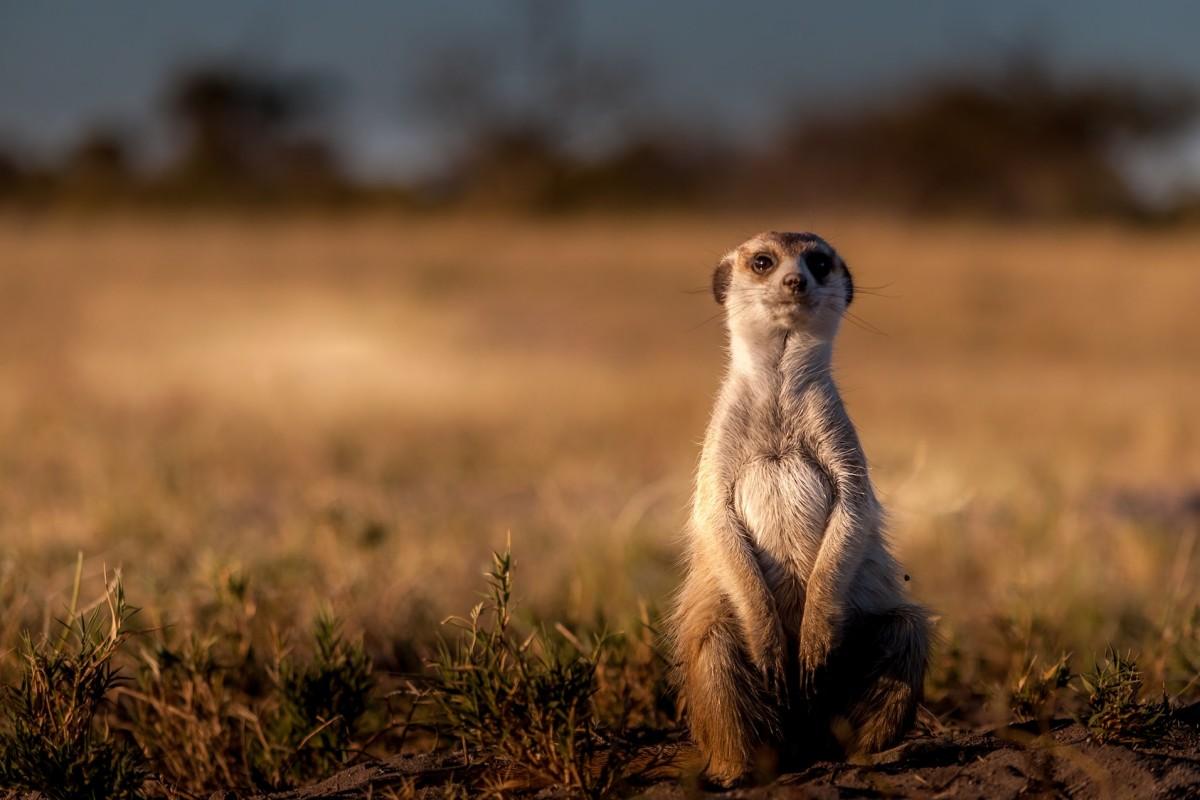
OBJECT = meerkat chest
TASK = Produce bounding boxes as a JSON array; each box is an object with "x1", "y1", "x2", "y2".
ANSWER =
[{"x1": 733, "y1": 448, "x2": 834, "y2": 577}]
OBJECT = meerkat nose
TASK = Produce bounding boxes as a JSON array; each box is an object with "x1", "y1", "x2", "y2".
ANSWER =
[{"x1": 783, "y1": 273, "x2": 808, "y2": 294}]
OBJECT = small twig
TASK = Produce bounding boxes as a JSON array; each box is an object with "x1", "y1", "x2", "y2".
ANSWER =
[
  {"x1": 54, "y1": 551, "x2": 85, "y2": 655},
  {"x1": 554, "y1": 622, "x2": 588, "y2": 656}
]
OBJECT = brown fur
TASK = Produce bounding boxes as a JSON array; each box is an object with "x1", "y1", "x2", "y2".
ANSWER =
[{"x1": 669, "y1": 232, "x2": 931, "y2": 786}]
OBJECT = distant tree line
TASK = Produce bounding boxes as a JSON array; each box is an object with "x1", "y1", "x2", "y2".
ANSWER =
[
  {"x1": 0, "y1": 64, "x2": 365, "y2": 211},
  {"x1": 1, "y1": 49, "x2": 1197, "y2": 219}
]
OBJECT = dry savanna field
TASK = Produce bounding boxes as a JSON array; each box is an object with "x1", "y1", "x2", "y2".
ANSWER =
[{"x1": 1, "y1": 214, "x2": 1199, "y2": 797}]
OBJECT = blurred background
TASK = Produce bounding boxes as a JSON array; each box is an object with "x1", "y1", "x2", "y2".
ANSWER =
[
  {"x1": 2, "y1": 0, "x2": 1199, "y2": 703},
  {"x1": 6, "y1": 0, "x2": 1200, "y2": 216}
]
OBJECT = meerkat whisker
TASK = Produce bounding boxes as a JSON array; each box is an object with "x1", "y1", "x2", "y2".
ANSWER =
[{"x1": 841, "y1": 310, "x2": 889, "y2": 337}]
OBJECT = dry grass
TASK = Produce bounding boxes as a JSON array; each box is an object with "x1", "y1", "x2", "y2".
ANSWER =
[{"x1": 1, "y1": 213, "x2": 1198, "y2": 794}]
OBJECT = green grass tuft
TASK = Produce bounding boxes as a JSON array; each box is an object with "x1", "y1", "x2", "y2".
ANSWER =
[
  {"x1": 0, "y1": 579, "x2": 147, "y2": 800},
  {"x1": 1009, "y1": 651, "x2": 1073, "y2": 724},
  {"x1": 416, "y1": 548, "x2": 662, "y2": 798},
  {"x1": 268, "y1": 611, "x2": 375, "y2": 784},
  {"x1": 1077, "y1": 648, "x2": 1170, "y2": 745}
]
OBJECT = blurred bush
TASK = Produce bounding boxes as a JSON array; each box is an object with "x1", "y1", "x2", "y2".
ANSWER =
[
  {"x1": 759, "y1": 54, "x2": 1197, "y2": 218},
  {"x1": 0, "y1": 47, "x2": 1196, "y2": 219}
]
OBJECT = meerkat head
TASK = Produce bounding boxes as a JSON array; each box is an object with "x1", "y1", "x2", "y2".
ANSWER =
[{"x1": 711, "y1": 231, "x2": 854, "y2": 340}]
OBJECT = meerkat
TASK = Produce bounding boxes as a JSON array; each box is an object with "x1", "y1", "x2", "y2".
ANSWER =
[{"x1": 669, "y1": 231, "x2": 931, "y2": 787}]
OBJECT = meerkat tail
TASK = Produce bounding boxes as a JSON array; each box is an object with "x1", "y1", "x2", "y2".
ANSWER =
[{"x1": 842, "y1": 604, "x2": 931, "y2": 754}]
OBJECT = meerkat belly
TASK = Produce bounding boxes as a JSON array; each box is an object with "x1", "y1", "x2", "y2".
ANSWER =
[{"x1": 734, "y1": 451, "x2": 835, "y2": 611}]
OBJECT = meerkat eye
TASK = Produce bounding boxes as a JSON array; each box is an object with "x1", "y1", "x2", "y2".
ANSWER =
[
  {"x1": 806, "y1": 252, "x2": 833, "y2": 282},
  {"x1": 751, "y1": 253, "x2": 776, "y2": 274}
]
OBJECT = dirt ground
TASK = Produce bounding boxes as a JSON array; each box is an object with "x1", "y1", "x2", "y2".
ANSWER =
[{"x1": 231, "y1": 707, "x2": 1200, "y2": 800}]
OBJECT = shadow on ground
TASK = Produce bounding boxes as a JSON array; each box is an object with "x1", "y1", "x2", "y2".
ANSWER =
[{"x1": 235, "y1": 706, "x2": 1200, "y2": 799}]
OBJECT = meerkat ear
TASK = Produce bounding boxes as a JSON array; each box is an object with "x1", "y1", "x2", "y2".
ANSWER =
[{"x1": 712, "y1": 257, "x2": 733, "y2": 305}]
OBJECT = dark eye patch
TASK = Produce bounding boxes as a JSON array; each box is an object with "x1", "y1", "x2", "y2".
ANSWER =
[{"x1": 806, "y1": 251, "x2": 833, "y2": 282}]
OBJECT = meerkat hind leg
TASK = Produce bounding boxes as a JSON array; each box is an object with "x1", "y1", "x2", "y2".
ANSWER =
[
  {"x1": 823, "y1": 604, "x2": 930, "y2": 755},
  {"x1": 676, "y1": 596, "x2": 779, "y2": 787}
]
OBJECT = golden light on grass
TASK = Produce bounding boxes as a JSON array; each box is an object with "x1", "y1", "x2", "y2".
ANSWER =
[{"x1": 1, "y1": 214, "x2": 1198, "y2": 794}]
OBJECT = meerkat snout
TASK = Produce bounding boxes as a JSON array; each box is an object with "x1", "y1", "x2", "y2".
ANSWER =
[{"x1": 781, "y1": 271, "x2": 808, "y2": 295}]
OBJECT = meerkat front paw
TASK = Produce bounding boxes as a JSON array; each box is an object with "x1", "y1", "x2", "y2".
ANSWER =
[
  {"x1": 798, "y1": 607, "x2": 842, "y2": 693},
  {"x1": 751, "y1": 620, "x2": 789, "y2": 703}
]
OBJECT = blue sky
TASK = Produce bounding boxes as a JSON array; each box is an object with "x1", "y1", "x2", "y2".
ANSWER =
[{"x1": 3, "y1": 0, "x2": 1200, "y2": 186}]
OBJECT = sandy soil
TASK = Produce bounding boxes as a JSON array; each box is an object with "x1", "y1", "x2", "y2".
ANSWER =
[{"x1": 233, "y1": 706, "x2": 1200, "y2": 800}]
